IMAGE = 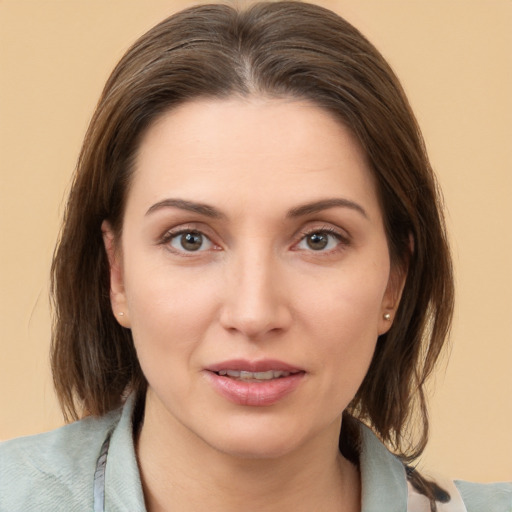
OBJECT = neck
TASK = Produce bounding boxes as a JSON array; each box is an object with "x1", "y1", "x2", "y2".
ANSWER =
[{"x1": 136, "y1": 392, "x2": 360, "y2": 512}]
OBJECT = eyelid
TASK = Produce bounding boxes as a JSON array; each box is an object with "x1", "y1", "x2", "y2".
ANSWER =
[
  {"x1": 158, "y1": 223, "x2": 221, "y2": 254},
  {"x1": 292, "y1": 224, "x2": 351, "y2": 252},
  {"x1": 171, "y1": 231, "x2": 213, "y2": 252},
  {"x1": 156, "y1": 221, "x2": 351, "y2": 255}
]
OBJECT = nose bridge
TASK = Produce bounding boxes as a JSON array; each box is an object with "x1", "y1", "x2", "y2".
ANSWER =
[{"x1": 220, "y1": 239, "x2": 290, "y2": 338}]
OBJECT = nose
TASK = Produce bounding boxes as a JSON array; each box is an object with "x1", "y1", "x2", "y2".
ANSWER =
[{"x1": 219, "y1": 249, "x2": 292, "y2": 340}]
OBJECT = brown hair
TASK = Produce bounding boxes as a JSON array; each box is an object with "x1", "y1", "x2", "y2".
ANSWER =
[{"x1": 51, "y1": 0, "x2": 453, "y2": 485}]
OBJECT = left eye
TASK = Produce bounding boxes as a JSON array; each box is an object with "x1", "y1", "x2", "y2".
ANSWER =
[
  {"x1": 296, "y1": 231, "x2": 341, "y2": 251},
  {"x1": 168, "y1": 231, "x2": 213, "y2": 252}
]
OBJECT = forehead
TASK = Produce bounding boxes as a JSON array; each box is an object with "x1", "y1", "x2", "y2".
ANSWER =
[{"x1": 128, "y1": 97, "x2": 381, "y2": 221}]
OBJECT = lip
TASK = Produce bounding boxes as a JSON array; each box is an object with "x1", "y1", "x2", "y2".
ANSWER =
[
  {"x1": 206, "y1": 359, "x2": 303, "y2": 373},
  {"x1": 204, "y1": 359, "x2": 305, "y2": 407}
]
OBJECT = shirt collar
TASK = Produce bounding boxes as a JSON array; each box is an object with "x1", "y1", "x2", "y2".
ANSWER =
[
  {"x1": 105, "y1": 395, "x2": 146, "y2": 511},
  {"x1": 104, "y1": 396, "x2": 408, "y2": 511},
  {"x1": 359, "y1": 423, "x2": 408, "y2": 511}
]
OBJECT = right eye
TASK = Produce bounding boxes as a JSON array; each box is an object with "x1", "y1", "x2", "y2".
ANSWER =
[{"x1": 167, "y1": 231, "x2": 214, "y2": 252}]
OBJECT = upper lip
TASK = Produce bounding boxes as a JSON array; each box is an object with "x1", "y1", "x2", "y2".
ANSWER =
[{"x1": 206, "y1": 359, "x2": 304, "y2": 373}]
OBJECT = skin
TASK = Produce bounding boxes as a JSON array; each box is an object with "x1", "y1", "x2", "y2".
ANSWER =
[{"x1": 103, "y1": 97, "x2": 404, "y2": 512}]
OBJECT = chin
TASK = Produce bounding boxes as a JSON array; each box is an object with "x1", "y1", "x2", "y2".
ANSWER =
[
  {"x1": 195, "y1": 415, "x2": 321, "y2": 461},
  {"x1": 208, "y1": 432, "x2": 301, "y2": 460}
]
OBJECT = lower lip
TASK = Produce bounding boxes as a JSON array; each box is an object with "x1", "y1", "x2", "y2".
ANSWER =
[{"x1": 205, "y1": 371, "x2": 304, "y2": 406}]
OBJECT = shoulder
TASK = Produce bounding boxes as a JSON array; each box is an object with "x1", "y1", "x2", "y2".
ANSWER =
[
  {"x1": 407, "y1": 475, "x2": 512, "y2": 512},
  {"x1": 358, "y1": 424, "x2": 511, "y2": 512},
  {"x1": 455, "y1": 480, "x2": 512, "y2": 512},
  {"x1": 0, "y1": 408, "x2": 121, "y2": 512}
]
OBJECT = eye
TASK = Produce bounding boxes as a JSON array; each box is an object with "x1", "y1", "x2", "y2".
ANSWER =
[
  {"x1": 295, "y1": 230, "x2": 344, "y2": 252},
  {"x1": 168, "y1": 230, "x2": 213, "y2": 252}
]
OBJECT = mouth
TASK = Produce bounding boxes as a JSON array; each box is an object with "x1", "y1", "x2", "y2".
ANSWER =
[
  {"x1": 206, "y1": 359, "x2": 304, "y2": 380},
  {"x1": 204, "y1": 359, "x2": 305, "y2": 406},
  {"x1": 213, "y1": 369, "x2": 300, "y2": 382}
]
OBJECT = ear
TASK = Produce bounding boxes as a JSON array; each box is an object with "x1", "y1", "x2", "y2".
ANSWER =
[
  {"x1": 102, "y1": 220, "x2": 131, "y2": 328},
  {"x1": 378, "y1": 238, "x2": 411, "y2": 336},
  {"x1": 378, "y1": 264, "x2": 407, "y2": 335}
]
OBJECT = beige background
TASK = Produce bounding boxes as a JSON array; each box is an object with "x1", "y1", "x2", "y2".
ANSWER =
[{"x1": 1, "y1": 0, "x2": 511, "y2": 482}]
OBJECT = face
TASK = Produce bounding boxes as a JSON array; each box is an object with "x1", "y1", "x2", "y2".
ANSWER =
[{"x1": 104, "y1": 97, "x2": 403, "y2": 459}]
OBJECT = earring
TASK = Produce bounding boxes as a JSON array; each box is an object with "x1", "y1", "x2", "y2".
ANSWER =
[
  {"x1": 118, "y1": 312, "x2": 125, "y2": 317},
  {"x1": 383, "y1": 312, "x2": 391, "y2": 321}
]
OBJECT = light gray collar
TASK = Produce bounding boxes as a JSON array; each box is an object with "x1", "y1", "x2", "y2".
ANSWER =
[{"x1": 95, "y1": 397, "x2": 410, "y2": 511}]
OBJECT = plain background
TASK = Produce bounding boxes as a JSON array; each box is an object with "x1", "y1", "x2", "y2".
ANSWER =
[{"x1": 0, "y1": 0, "x2": 511, "y2": 482}]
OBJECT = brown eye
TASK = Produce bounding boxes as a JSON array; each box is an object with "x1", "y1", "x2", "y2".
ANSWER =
[
  {"x1": 181, "y1": 232, "x2": 203, "y2": 251},
  {"x1": 169, "y1": 231, "x2": 212, "y2": 252},
  {"x1": 295, "y1": 230, "x2": 343, "y2": 252},
  {"x1": 306, "y1": 232, "x2": 329, "y2": 250}
]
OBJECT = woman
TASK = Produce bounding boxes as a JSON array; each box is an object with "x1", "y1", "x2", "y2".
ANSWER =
[{"x1": 0, "y1": 2, "x2": 510, "y2": 511}]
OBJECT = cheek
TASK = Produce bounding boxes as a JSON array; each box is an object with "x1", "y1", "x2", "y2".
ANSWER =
[
  {"x1": 297, "y1": 262, "x2": 389, "y2": 392},
  {"x1": 122, "y1": 258, "x2": 221, "y2": 366},
  {"x1": 300, "y1": 262, "x2": 390, "y2": 342}
]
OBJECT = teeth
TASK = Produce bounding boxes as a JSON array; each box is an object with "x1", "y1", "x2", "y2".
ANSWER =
[{"x1": 217, "y1": 370, "x2": 291, "y2": 380}]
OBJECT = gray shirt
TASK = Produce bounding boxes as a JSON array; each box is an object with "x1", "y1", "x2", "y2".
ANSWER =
[{"x1": 1, "y1": 396, "x2": 510, "y2": 511}]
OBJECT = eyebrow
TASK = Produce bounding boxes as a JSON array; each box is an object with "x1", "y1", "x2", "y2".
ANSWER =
[
  {"x1": 145, "y1": 198, "x2": 226, "y2": 219},
  {"x1": 286, "y1": 198, "x2": 368, "y2": 219},
  {"x1": 145, "y1": 197, "x2": 368, "y2": 220}
]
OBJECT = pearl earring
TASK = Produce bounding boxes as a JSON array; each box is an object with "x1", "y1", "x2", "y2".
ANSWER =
[
  {"x1": 383, "y1": 313, "x2": 391, "y2": 321},
  {"x1": 118, "y1": 312, "x2": 125, "y2": 317}
]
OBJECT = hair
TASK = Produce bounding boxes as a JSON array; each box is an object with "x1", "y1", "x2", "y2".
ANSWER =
[{"x1": 51, "y1": 1, "x2": 453, "y2": 504}]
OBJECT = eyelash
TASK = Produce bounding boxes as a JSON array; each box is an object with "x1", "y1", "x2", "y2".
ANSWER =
[
  {"x1": 294, "y1": 227, "x2": 350, "y2": 253},
  {"x1": 159, "y1": 226, "x2": 217, "y2": 255},
  {"x1": 159, "y1": 225, "x2": 350, "y2": 255}
]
